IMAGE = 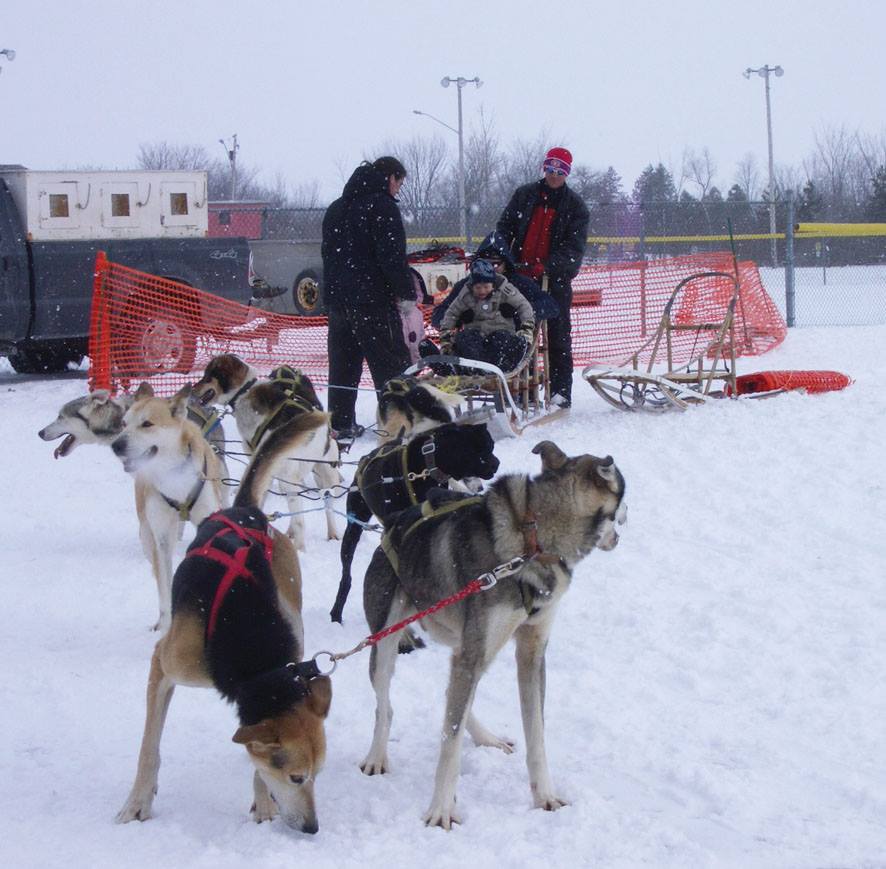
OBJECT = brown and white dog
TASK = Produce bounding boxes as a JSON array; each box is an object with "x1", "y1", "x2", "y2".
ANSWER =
[
  {"x1": 193, "y1": 354, "x2": 341, "y2": 550},
  {"x1": 116, "y1": 411, "x2": 331, "y2": 833},
  {"x1": 111, "y1": 382, "x2": 227, "y2": 632}
]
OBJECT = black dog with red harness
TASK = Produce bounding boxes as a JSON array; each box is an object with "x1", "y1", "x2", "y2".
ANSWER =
[{"x1": 173, "y1": 506, "x2": 318, "y2": 722}]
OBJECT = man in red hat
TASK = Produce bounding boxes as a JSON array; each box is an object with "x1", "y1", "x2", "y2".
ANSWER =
[{"x1": 496, "y1": 147, "x2": 589, "y2": 408}]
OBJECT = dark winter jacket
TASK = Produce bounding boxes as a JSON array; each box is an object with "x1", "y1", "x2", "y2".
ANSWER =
[
  {"x1": 430, "y1": 231, "x2": 559, "y2": 328},
  {"x1": 321, "y1": 163, "x2": 413, "y2": 307},
  {"x1": 495, "y1": 180, "x2": 590, "y2": 284}
]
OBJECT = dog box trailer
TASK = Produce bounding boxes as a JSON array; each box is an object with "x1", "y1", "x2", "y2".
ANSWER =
[{"x1": 0, "y1": 168, "x2": 251, "y2": 373}]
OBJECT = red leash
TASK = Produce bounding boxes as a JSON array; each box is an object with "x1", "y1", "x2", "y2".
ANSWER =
[{"x1": 314, "y1": 556, "x2": 527, "y2": 670}]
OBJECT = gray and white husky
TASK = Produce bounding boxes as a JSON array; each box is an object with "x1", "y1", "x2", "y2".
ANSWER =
[
  {"x1": 38, "y1": 388, "x2": 227, "y2": 462},
  {"x1": 38, "y1": 389, "x2": 130, "y2": 458},
  {"x1": 360, "y1": 440, "x2": 627, "y2": 829}
]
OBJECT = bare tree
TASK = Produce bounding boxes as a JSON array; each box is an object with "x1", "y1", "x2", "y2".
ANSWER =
[
  {"x1": 496, "y1": 132, "x2": 552, "y2": 200},
  {"x1": 805, "y1": 124, "x2": 859, "y2": 213},
  {"x1": 463, "y1": 107, "x2": 502, "y2": 208},
  {"x1": 136, "y1": 141, "x2": 210, "y2": 171},
  {"x1": 734, "y1": 152, "x2": 760, "y2": 200},
  {"x1": 371, "y1": 134, "x2": 449, "y2": 217},
  {"x1": 684, "y1": 147, "x2": 717, "y2": 199}
]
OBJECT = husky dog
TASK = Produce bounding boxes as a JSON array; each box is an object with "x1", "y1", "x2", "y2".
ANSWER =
[
  {"x1": 360, "y1": 440, "x2": 627, "y2": 829},
  {"x1": 331, "y1": 418, "x2": 500, "y2": 623},
  {"x1": 194, "y1": 354, "x2": 341, "y2": 549},
  {"x1": 376, "y1": 376, "x2": 463, "y2": 442},
  {"x1": 116, "y1": 412, "x2": 332, "y2": 833},
  {"x1": 111, "y1": 383, "x2": 227, "y2": 632},
  {"x1": 38, "y1": 388, "x2": 227, "y2": 463},
  {"x1": 38, "y1": 390, "x2": 129, "y2": 457}
]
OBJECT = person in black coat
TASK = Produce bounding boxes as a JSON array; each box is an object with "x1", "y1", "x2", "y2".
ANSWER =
[
  {"x1": 321, "y1": 157, "x2": 414, "y2": 438},
  {"x1": 495, "y1": 147, "x2": 589, "y2": 407}
]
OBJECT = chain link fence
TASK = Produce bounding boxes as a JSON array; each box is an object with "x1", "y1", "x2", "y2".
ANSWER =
[{"x1": 210, "y1": 199, "x2": 886, "y2": 327}]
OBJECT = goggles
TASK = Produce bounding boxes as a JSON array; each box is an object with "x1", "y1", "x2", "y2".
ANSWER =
[{"x1": 543, "y1": 158, "x2": 570, "y2": 177}]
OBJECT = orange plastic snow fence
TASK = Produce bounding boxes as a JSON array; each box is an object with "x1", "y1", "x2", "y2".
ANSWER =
[{"x1": 89, "y1": 250, "x2": 787, "y2": 398}]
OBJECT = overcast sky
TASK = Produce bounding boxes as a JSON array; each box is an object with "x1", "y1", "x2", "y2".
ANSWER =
[{"x1": 2, "y1": 0, "x2": 883, "y2": 201}]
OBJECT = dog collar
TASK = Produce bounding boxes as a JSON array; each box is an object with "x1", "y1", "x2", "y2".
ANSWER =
[
  {"x1": 521, "y1": 509, "x2": 565, "y2": 567},
  {"x1": 161, "y1": 454, "x2": 209, "y2": 522},
  {"x1": 227, "y1": 377, "x2": 257, "y2": 411}
]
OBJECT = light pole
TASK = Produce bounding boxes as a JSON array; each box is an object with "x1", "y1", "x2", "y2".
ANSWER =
[
  {"x1": 218, "y1": 133, "x2": 239, "y2": 200},
  {"x1": 0, "y1": 47, "x2": 15, "y2": 75},
  {"x1": 414, "y1": 76, "x2": 481, "y2": 243},
  {"x1": 744, "y1": 64, "x2": 784, "y2": 265}
]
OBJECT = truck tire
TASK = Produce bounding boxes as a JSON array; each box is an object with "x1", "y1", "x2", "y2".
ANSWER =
[
  {"x1": 113, "y1": 291, "x2": 197, "y2": 377},
  {"x1": 291, "y1": 269, "x2": 325, "y2": 316},
  {"x1": 8, "y1": 340, "x2": 84, "y2": 374}
]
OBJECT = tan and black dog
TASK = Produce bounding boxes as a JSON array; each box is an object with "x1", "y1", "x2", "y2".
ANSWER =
[
  {"x1": 194, "y1": 354, "x2": 341, "y2": 549},
  {"x1": 116, "y1": 410, "x2": 332, "y2": 834}
]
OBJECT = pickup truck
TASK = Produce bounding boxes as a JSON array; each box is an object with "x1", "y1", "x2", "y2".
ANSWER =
[{"x1": 0, "y1": 168, "x2": 251, "y2": 373}]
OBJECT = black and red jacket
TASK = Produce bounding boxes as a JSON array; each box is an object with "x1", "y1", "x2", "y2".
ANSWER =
[{"x1": 495, "y1": 180, "x2": 590, "y2": 285}]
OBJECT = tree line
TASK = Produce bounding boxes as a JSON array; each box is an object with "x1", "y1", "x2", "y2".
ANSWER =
[{"x1": 137, "y1": 119, "x2": 886, "y2": 223}]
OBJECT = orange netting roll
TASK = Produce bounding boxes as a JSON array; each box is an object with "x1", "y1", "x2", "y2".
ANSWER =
[{"x1": 730, "y1": 370, "x2": 853, "y2": 395}]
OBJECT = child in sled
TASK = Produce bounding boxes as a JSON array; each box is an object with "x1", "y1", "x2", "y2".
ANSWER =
[{"x1": 427, "y1": 258, "x2": 535, "y2": 373}]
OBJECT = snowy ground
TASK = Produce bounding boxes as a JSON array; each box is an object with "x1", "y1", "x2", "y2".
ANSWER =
[{"x1": 2, "y1": 326, "x2": 885, "y2": 869}]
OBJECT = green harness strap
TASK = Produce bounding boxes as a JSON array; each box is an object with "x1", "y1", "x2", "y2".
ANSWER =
[
  {"x1": 246, "y1": 385, "x2": 317, "y2": 452},
  {"x1": 380, "y1": 495, "x2": 483, "y2": 577}
]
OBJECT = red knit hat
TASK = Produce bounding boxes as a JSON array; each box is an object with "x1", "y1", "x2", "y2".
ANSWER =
[{"x1": 543, "y1": 147, "x2": 572, "y2": 176}]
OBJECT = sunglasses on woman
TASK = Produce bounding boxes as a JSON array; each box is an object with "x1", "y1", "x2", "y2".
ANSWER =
[{"x1": 543, "y1": 164, "x2": 568, "y2": 177}]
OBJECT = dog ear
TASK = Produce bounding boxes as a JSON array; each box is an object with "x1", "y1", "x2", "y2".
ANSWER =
[
  {"x1": 168, "y1": 384, "x2": 193, "y2": 419},
  {"x1": 135, "y1": 382, "x2": 154, "y2": 400},
  {"x1": 595, "y1": 456, "x2": 617, "y2": 481},
  {"x1": 232, "y1": 720, "x2": 281, "y2": 748},
  {"x1": 305, "y1": 676, "x2": 332, "y2": 719},
  {"x1": 532, "y1": 440, "x2": 568, "y2": 470}
]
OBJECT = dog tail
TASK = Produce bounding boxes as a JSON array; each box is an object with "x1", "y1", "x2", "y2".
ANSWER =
[{"x1": 234, "y1": 411, "x2": 331, "y2": 510}]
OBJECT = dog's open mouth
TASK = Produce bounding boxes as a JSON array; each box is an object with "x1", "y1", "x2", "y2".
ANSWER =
[
  {"x1": 198, "y1": 386, "x2": 216, "y2": 406},
  {"x1": 53, "y1": 434, "x2": 77, "y2": 459},
  {"x1": 122, "y1": 445, "x2": 159, "y2": 473}
]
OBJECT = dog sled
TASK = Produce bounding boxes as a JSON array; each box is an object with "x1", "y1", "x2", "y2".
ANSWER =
[
  {"x1": 404, "y1": 320, "x2": 567, "y2": 436},
  {"x1": 581, "y1": 267, "x2": 853, "y2": 411},
  {"x1": 581, "y1": 270, "x2": 746, "y2": 412}
]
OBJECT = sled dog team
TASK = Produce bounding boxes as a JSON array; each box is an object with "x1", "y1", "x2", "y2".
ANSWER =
[{"x1": 38, "y1": 354, "x2": 627, "y2": 835}]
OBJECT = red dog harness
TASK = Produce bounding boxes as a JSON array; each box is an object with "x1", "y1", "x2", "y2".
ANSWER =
[{"x1": 187, "y1": 512, "x2": 275, "y2": 641}]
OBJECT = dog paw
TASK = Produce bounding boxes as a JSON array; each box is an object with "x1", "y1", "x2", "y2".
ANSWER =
[
  {"x1": 115, "y1": 796, "x2": 154, "y2": 823},
  {"x1": 423, "y1": 800, "x2": 462, "y2": 830},
  {"x1": 359, "y1": 755, "x2": 390, "y2": 776},
  {"x1": 533, "y1": 792, "x2": 569, "y2": 812},
  {"x1": 251, "y1": 797, "x2": 277, "y2": 823},
  {"x1": 473, "y1": 733, "x2": 515, "y2": 754}
]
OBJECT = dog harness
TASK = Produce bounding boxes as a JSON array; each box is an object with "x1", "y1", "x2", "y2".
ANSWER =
[
  {"x1": 246, "y1": 367, "x2": 320, "y2": 453},
  {"x1": 381, "y1": 498, "x2": 564, "y2": 615},
  {"x1": 356, "y1": 433, "x2": 450, "y2": 509},
  {"x1": 186, "y1": 512, "x2": 275, "y2": 641},
  {"x1": 160, "y1": 453, "x2": 209, "y2": 522}
]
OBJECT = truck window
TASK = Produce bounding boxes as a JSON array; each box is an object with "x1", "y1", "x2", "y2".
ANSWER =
[
  {"x1": 170, "y1": 192, "x2": 188, "y2": 216},
  {"x1": 49, "y1": 194, "x2": 70, "y2": 218},
  {"x1": 111, "y1": 193, "x2": 131, "y2": 217}
]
